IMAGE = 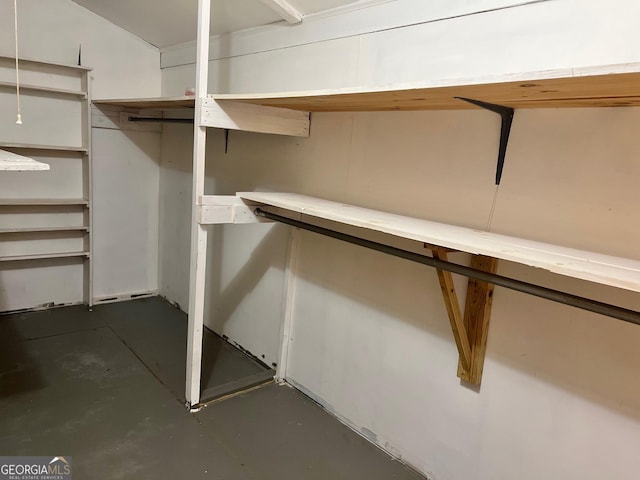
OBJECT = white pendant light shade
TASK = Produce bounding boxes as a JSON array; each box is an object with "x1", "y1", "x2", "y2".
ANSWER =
[{"x1": 0, "y1": 149, "x2": 50, "y2": 171}]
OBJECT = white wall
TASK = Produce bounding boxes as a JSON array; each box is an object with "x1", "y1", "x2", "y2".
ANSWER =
[
  {"x1": 91, "y1": 125, "x2": 161, "y2": 300},
  {"x1": 0, "y1": 0, "x2": 161, "y2": 310},
  {"x1": 159, "y1": 1, "x2": 640, "y2": 478},
  {"x1": 0, "y1": 0, "x2": 161, "y2": 99}
]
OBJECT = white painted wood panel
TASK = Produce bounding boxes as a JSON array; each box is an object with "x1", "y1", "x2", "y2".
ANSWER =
[
  {"x1": 161, "y1": 36, "x2": 361, "y2": 96},
  {"x1": 160, "y1": 0, "x2": 542, "y2": 68},
  {"x1": 0, "y1": 56, "x2": 84, "y2": 92},
  {"x1": 91, "y1": 128, "x2": 160, "y2": 299},
  {"x1": 0, "y1": 206, "x2": 85, "y2": 230},
  {"x1": 0, "y1": 153, "x2": 83, "y2": 198},
  {"x1": 0, "y1": 261, "x2": 85, "y2": 312},
  {"x1": 0, "y1": 235, "x2": 85, "y2": 258},
  {"x1": 201, "y1": 98, "x2": 310, "y2": 137},
  {"x1": 0, "y1": 0, "x2": 161, "y2": 99},
  {"x1": 0, "y1": 93, "x2": 83, "y2": 148}
]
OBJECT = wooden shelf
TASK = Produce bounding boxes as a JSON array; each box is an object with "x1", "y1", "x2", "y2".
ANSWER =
[
  {"x1": 0, "y1": 142, "x2": 87, "y2": 153},
  {"x1": 238, "y1": 192, "x2": 640, "y2": 294},
  {"x1": 0, "y1": 81, "x2": 86, "y2": 98},
  {"x1": 215, "y1": 63, "x2": 640, "y2": 112},
  {"x1": 0, "y1": 226, "x2": 89, "y2": 234},
  {"x1": 0, "y1": 198, "x2": 89, "y2": 206},
  {"x1": 0, "y1": 251, "x2": 90, "y2": 262},
  {"x1": 93, "y1": 96, "x2": 195, "y2": 109}
]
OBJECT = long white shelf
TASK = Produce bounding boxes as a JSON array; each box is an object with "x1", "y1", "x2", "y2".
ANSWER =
[
  {"x1": 217, "y1": 63, "x2": 640, "y2": 111},
  {"x1": 0, "y1": 55, "x2": 91, "y2": 72},
  {"x1": 0, "y1": 149, "x2": 50, "y2": 171},
  {"x1": 0, "y1": 226, "x2": 89, "y2": 234},
  {"x1": 0, "y1": 142, "x2": 87, "y2": 153},
  {"x1": 0, "y1": 81, "x2": 86, "y2": 98},
  {"x1": 93, "y1": 96, "x2": 194, "y2": 109},
  {"x1": 238, "y1": 192, "x2": 640, "y2": 294},
  {"x1": 0, "y1": 198, "x2": 89, "y2": 206},
  {"x1": 94, "y1": 62, "x2": 640, "y2": 114},
  {"x1": 0, "y1": 251, "x2": 90, "y2": 262}
]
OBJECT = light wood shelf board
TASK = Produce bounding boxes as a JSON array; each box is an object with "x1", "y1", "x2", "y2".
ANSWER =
[
  {"x1": 93, "y1": 96, "x2": 195, "y2": 109},
  {"x1": 215, "y1": 64, "x2": 640, "y2": 112},
  {"x1": 237, "y1": 192, "x2": 640, "y2": 293}
]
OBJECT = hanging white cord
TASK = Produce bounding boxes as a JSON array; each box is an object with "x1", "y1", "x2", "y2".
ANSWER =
[
  {"x1": 485, "y1": 184, "x2": 500, "y2": 232},
  {"x1": 14, "y1": 0, "x2": 23, "y2": 124}
]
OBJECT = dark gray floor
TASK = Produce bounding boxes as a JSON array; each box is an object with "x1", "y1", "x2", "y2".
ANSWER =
[
  {"x1": 0, "y1": 297, "x2": 424, "y2": 479},
  {"x1": 0, "y1": 297, "x2": 268, "y2": 403}
]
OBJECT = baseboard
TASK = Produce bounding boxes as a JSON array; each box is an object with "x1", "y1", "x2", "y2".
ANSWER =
[
  {"x1": 0, "y1": 301, "x2": 85, "y2": 316},
  {"x1": 92, "y1": 290, "x2": 158, "y2": 305}
]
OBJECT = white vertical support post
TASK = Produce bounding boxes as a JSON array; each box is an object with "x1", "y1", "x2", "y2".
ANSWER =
[
  {"x1": 81, "y1": 68, "x2": 93, "y2": 308},
  {"x1": 186, "y1": 0, "x2": 211, "y2": 409},
  {"x1": 276, "y1": 227, "x2": 300, "y2": 382}
]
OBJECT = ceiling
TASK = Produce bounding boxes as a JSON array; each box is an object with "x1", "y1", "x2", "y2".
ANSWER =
[{"x1": 72, "y1": 0, "x2": 363, "y2": 48}]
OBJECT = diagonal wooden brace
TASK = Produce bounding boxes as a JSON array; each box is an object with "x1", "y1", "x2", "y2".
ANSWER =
[
  {"x1": 457, "y1": 255, "x2": 498, "y2": 384},
  {"x1": 431, "y1": 248, "x2": 472, "y2": 372},
  {"x1": 430, "y1": 248, "x2": 498, "y2": 385}
]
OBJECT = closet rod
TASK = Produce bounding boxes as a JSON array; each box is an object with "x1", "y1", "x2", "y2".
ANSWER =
[
  {"x1": 128, "y1": 117, "x2": 193, "y2": 124},
  {"x1": 255, "y1": 209, "x2": 640, "y2": 327}
]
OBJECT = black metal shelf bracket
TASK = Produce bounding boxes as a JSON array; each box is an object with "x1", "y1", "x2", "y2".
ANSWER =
[{"x1": 455, "y1": 97, "x2": 514, "y2": 185}]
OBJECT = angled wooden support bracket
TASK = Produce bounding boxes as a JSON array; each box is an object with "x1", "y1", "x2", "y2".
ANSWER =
[
  {"x1": 430, "y1": 247, "x2": 498, "y2": 385},
  {"x1": 431, "y1": 247, "x2": 472, "y2": 372}
]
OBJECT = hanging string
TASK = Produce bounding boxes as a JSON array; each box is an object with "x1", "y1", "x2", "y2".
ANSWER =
[
  {"x1": 14, "y1": 0, "x2": 23, "y2": 124},
  {"x1": 485, "y1": 184, "x2": 500, "y2": 232}
]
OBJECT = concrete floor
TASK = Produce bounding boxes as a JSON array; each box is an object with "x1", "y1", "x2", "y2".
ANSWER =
[{"x1": 0, "y1": 297, "x2": 424, "y2": 479}]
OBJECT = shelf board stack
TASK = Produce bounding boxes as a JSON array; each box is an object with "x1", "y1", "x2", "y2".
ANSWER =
[{"x1": 0, "y1": 55, "x2": 92, "y2": 311}]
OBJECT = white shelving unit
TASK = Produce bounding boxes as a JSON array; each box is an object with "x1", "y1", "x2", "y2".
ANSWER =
[
  {"x1": 95, "y1": 0, "x2": 640, "y2": 407},
  {"x1": 0, "y1": 56, "x2": 93, "y2": 308}
]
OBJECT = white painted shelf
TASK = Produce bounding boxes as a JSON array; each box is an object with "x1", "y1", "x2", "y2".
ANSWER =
[
  {"x1": 0, "y1": 198, "x2": 89, "y2": 206},
  {"x1": 93, "y1": 96, "x2": 194, "y2": 109},
  {"x1": 238, "y1": 192, "x2": 640, "y2": 294},
  {"x1": 0, "y1": 81, "x2": 86, "y2": 98},
  {"x1": 0, "y1": 142, "x2": 87, "y2": 153},
  {"x1": 0, "y1": 226, "x2": 89, "y2": 234},
  {"x1": 0, "y1": 149, "x2": 49, "y2": 171},
  {"x1": 0, "y1": 55, "x2": 91, "y2": 72},
  {"x1": 0, "y1": 251, "x2": 90, "y2": 262},
  {"x1": 95, "y1": 63, "x2": 640, "y2": 113},
  {"x1": 216, "y1": 62, "x2": 640, "y2": 111},
  {"x1": 0, "y1": 54, "x2": 94, "y2": 309}
]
